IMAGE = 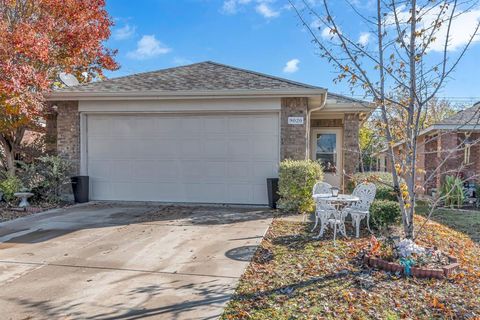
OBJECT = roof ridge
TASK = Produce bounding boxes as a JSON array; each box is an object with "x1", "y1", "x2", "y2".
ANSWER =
[{"x1": 203, "y1": 61, "x2": 325, "y2": 90}]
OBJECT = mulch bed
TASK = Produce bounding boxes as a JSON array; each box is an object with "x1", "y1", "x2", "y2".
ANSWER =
[
  {"x1": 222, "y1": 215, "x2": 480, "y2": 319},
  {"x1": 0, "y1": 203, "x2": 63, "y2": 223}
]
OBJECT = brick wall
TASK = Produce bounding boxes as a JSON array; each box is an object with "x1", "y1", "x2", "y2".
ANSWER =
[
  {"x1": 458, "y1": 132, "x2": 480, "y2": 182},
  {"x1": 53, "y1": 101, "x2": 80, "y2": 176},
  {"x1": 311, "y1": 118, "x2": 343, "y2": 127},
  {"x1": 424, "y1": 135, "x2": 439, "y2": 193},
  {"x1": 280, "y1": 97, "x2": 308, "y2": 160},
  {"x1": 343, "y1": 113, "x2": 360, "y2": 178}
]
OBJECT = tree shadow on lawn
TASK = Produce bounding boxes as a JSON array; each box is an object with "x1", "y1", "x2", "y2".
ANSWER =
[{"x1": 271, "y1": 219, "x2": 372, "y2": 250}]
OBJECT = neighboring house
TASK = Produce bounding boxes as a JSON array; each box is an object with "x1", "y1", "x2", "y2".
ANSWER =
[
  {"x1": 376, "y1": 102, "x2": 480, "y2": 195},
  {"x1": 45, "y1": 61, "x2": 370, "y2": 204}
]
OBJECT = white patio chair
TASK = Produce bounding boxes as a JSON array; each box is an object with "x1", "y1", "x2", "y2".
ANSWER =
[
  {"x1": 311, "y1": 182, "x2": 332, "y2": 231},
  {"x1": 313, "y1": 198, "x2": 337, "y2": 238},
  {"x1": 343, "y1": 182, "x2": 376, "y2": 238}
]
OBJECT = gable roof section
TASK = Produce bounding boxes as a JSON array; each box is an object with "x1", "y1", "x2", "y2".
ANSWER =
[
  {"x1": 47, "y1": 61, "x2": 326, "y2": 100},
  {"x1": 436, "y1": 102, "x2": 480, "y2": 126},
  {"x1": 419, "y1": 102, "x2": 480, "y2": 136}
]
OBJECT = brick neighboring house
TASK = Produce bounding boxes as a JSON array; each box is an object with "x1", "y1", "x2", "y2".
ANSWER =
[
  {"x1": 377, "y1": 102, "x2": 480, "y2": 195},
  {"x1": 44, "y1": 61, "x2": 371, "y2": 204}
]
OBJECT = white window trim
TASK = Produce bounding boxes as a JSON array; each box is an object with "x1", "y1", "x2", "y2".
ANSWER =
[{"x1": 310, "y1": 127, "x2": 343, "y2": 174}]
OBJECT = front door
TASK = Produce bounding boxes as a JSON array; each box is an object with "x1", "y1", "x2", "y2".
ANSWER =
[{"x1": 311, "y1": 128, "x2": 343, "y2": 187}]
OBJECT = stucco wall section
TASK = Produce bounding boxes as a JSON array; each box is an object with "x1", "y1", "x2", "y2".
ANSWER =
[
  {"x1": 280, "y1": 97, "x2": 308, "y2": 160},
  {"x1": 56, "y1": 101, "x2": 80, "y2": 175},
  {"x1": 343, "y1": 113, "x2": 360, "y2": 177}
]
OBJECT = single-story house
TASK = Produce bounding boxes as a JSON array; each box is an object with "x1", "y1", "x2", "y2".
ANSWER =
[
  {"x1": 45, "y1": 61, "x2": 370, "y2": 204},
  {"x1": 376, "y1": 102, "x2": 480, "y2": 195}
]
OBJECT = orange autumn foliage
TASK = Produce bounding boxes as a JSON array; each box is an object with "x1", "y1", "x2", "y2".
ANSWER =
[{"x1": 0, "y1": 0, "x2": 118, "y2": 171}]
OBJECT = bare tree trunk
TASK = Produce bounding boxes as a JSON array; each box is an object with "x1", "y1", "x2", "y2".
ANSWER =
[{"x1": 0, "y1": 138, "x2": 16, "y2": 175}]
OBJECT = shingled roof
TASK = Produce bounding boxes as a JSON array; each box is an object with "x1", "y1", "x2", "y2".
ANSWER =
[
  {"x1": 437, "y1": 102, "x2": 480, "y2": 126},
  {"x1": 52, "y1": 61, "x2": 324, "y2": 95}
]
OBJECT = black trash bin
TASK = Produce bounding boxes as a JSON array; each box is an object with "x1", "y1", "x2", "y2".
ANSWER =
[
  {"x1": 71, "y1": 176, "x2": 89, "y2": 203},
  {"x1": 266, "y1": 178, "x2": 280, "y2": 209}
]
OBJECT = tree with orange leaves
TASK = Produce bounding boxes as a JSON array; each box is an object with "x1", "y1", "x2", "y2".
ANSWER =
[{"x1": 0, "y1": 0, "x2": 118, "y2": 174}]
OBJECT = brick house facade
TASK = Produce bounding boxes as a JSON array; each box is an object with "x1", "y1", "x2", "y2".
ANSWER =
[
  {"x1": 45, "y1": 62, "x2": 370, "y2": 203},
  {"x1": 379, "y1": 103, "x2": 480, "y2": 195}
]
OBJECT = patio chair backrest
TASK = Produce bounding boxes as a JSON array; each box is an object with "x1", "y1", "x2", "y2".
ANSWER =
[
  {"x1": 351, "y1": 182, "x2": 377, "y2": 212},
  {"x1": 312, "y1": 182, "x2": 332, "y2": 196}
]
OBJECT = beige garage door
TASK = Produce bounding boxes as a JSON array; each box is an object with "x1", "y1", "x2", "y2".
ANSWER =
[{"x1": 86, "y1": 113, "x2": 279, "y2": 204}]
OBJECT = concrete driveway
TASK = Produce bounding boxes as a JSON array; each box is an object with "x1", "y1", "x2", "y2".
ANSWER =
[{"x1": 0, "y1": 203, "x2": 273, "y2": 320}]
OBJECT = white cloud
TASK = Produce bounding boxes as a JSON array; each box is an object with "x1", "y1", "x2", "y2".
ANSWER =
[
  {"x1": 321, "y1": 27, "x2": 333, "y2": 39},
  {"x1": 222, "y1": 0, "x2": 252, "y2": 14},
  {"x1": 283, "y1": 59, "x2": 300, "y2": 73},
  {"x1": 255, "y1": 3, "x2": 280, "y2": 18},
  {"x1": 386, "y1": 5, "x2": 480, "y2": 52},
  {"x1": 358, "y1": 32, "x2": 370, "y2": 46},
  {"x1": 428, "y1": 9, "x2": 480, "y2": 52},
  {"x1": 113, "y1": 24, "x2": 136, "y2": 40},
  {"x1": 222, "y1": 0, "x2": 280, "y2": 19},
  {"x1": 127, "y1": 35, "x2": 171, "y2": 60}
]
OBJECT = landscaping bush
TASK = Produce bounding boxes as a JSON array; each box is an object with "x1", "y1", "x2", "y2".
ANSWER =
[
  {"x1": 0, "y1": 174, "x2": 23, "y2": 203},
  {"x1": 18, "y1": 155, "x2": 72, "y2": 204},
  {"x1": 348, "y1": 172, "x2": 398, "y2": 201},
  {"x1": 440, "y1": 175, "x2": 465, "y2": 208},
  {"x1": 277, "y1": 159, "x2": 323, "y2": 213},
  {"x1": 369, "y1": 199, "x2": 401, "y2": 229}
]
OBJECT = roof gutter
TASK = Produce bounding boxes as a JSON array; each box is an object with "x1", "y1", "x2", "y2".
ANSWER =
[{"x1": 45, "y1": 88, "x2": 327, "y2": 101}]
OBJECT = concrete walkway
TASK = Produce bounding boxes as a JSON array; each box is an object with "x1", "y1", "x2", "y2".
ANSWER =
[{"x1": 0, "y1": 203, "x2": 273, "y2": 320}]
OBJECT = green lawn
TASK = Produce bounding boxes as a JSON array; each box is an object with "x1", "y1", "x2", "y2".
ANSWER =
[
  {"x1": 416, "y1": 205, "x2": 480, "y2": 243},
  {"x1": 222, "y1": 211, "x2": 480, "y2": 319}
]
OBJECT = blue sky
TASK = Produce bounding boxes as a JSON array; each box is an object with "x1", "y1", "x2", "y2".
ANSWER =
[{"x1": 105, "y1": 0, "x2": 480, "y2": 100}]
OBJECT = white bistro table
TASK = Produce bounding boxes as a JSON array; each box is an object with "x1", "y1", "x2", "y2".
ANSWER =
[{"x1": 312, "y1": 194, "x2": 359, "y2": 242}]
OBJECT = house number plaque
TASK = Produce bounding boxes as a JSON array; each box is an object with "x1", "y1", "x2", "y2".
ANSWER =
[{"x1": 288, "y1": 117, "x2": 304, "y2": 125}]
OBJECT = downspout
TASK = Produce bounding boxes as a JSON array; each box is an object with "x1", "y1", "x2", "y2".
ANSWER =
[{"x1": 306, "y1": 92, "x2": 328, "y2": 160}]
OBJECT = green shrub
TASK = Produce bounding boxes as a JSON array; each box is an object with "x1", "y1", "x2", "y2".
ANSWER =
[
  {"x1": 277, "y1": 160, "x2": 323, "y2": 213},
  {"x1": 440, "y1": 175, "x2": 465, "y2": 208},
  {"x1": 348, "y1": 172, "x2": 398, "y2": 201},
  {"x1": 18, "y1": 155, "x2": 72, "y2": 204},
  {"x1": 0, "y1": 174, "x2": 23, "y2": 203},
  {"x1": 369, "y1": 200, "x2": 401, "y2": 229}
]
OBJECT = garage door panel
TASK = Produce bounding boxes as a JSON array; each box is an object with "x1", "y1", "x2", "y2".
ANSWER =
[
  {"x1": 109, "y1": 161, "x2": 132, "y2": 182},
  {"x1": 228, "y1": 184, "x2": 254, "y2": 203},
  {"x1": 204, "y1": 162, "x2": 227, "y2": 182},
  {"x1": 180, "y1": 160, "x2": 205, "y2": 181},
  {"x1": 253, "y1": 184, "x2": 268, "y2": 204},
  {"x1": 184, "y1": 183, "x2": 226, "y2": 203},
  {"x1": 88, "y1": 160, "x2": 111, "y2": 181},
  {"x1": 132, "y1": 160, "x2": 163, "y2": 182},
  {"x1": 88, "y1": 118, "x2": 111, "y2": 136},
  {"x1": 228, "y1": 138, "x2": 252, "y2": 158},
  {"x1": 182, "y1": 118, "x2": 204, "y2": 133},
  {"x1": 227, "y1": 162, "x2": 251, "y2": 182},
  {"x1": 90, "y1": 180, "x2": 113, "y2": 200},
  {"x1": 204, "y1": 139, "x2": 227, "y2": 158},
  {"x1": 87, "y1": 113, "x2": 279, "y2": 204},
  {"x1": 253, "y1": 136, "x2": 278, "y2": 159},
  {"x1": 228, "y1": 117, "x2": 252, "y2": 133},
  {"x1": 253, "y1": 117, "x2": 278, "y2": 133},
  {"x1": 179, "y1": 139, "x2": 203, "y2": 157},
  {"x1": 253, "y1": 162, "x2": 278, "y2": 184},
  {"x1": 204, "y1": 117, "x2": 226, "y2": 133}
]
